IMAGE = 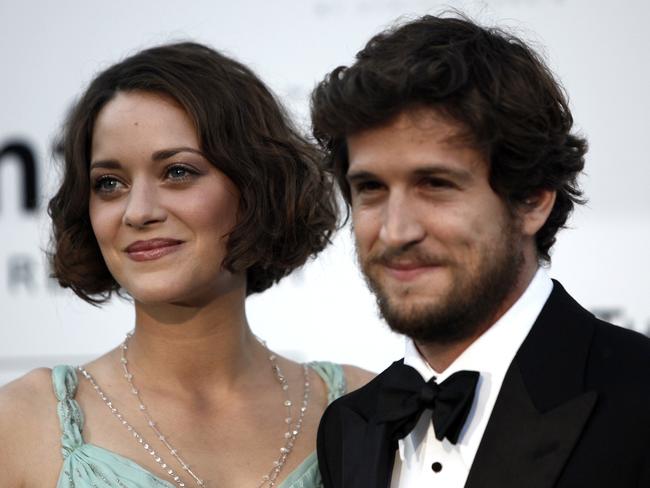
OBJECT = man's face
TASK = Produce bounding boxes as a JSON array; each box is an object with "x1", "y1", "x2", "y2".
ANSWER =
[{"x1": 347, "y1": 109, "x2": 525, "y2": 344}]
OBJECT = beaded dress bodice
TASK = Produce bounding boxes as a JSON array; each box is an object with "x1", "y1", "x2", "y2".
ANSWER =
[{"x1": 53, "y1": 362, "x2": 346, "y2": 488}]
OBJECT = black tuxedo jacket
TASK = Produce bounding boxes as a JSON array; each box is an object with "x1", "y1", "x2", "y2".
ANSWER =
[{"x1": 317, "y1": 282, "x2": 650, "y2": 487}]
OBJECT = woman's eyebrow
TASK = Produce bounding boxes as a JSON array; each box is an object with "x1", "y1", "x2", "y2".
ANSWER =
[
  {"x1": 151, "y1": 147, "x2": 205, "y2": 161},
  {"x1": 89, "y1": 147, "x2": 206, "y2": 170},
  {"x1": 89, "y1": 159, "x2": 121, "y2": 171}
]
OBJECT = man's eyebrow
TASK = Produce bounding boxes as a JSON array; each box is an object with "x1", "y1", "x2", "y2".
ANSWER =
[
  {"x1": 347, "y1": 164, "x2": 474, "y2": 183},
  {"x1": 346, "y1": 170, "x2": 378, "y2": 183},
  {"x1": 411, "y1": 165, "x2": 473, "y2": 183}
]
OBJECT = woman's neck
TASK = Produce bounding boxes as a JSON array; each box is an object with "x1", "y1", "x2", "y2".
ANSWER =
[{"x1": 126, "y1": 288, "x2": 265, "y2": 395}]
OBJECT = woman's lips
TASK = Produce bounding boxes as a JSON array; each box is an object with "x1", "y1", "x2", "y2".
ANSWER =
[{"x1": 124, "y1": 239, "x2": 184, "y2": 262}]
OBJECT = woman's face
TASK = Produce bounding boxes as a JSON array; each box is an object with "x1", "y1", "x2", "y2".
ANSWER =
[{"x1": 89, "y1": 90, "x2": 242, "y2": 306}]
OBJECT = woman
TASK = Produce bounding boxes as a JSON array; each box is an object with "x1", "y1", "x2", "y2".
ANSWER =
[{"x1": 0, "y1": 42, "x2": 372, "y2": 487}]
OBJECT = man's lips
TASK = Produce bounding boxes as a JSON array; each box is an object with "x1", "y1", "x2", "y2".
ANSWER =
[
  {"x1": 124, "y1": 239, "x2": 184, "y2": 262},
  {"x1": 380, "y1": 261, "x2": 443, "y2": 281}
]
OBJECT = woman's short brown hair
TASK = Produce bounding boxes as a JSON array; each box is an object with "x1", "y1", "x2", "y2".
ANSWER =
[{"x1": 49, "y1": 42, "x2": 337, "y2": 303}]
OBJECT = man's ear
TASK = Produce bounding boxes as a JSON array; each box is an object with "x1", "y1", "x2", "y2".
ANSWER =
[{"x1": 519, "y1": 189, "x2": 556, "y2": 237}]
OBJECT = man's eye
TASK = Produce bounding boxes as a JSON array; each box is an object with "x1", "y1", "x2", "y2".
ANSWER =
[
  {"x1": 355, "y1": 180, "x2": 384, "y2": 193},
  {"x1": 423, "y1": 177, "x2": 454, "y2": 189}
]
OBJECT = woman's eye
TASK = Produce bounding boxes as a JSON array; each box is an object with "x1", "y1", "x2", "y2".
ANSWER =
[
  {"x1": 93, "y1": 176, "x2": 123, "y2": 193},
  {"x1": 166, "y1": 164, "x2": 199, "y2": 181}
]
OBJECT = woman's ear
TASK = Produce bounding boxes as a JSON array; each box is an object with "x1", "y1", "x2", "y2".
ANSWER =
[{"x1": 519, "y1": 189, "x2": 556, "y2": 237}]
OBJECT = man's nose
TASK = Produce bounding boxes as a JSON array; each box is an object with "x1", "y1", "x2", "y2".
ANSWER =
[
  {"x1": 122, "y1": 182, "x2": 166, "y2": 229},
  {"x1": 378, "y1": 192, "x2": 425, "y2": 249}
]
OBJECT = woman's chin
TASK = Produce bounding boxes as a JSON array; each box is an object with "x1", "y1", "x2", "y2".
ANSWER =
[
  {"x1": 120, "y1": 272, "x2": 247, "y2": 309},
  {"x1": 127, "y1": 286, "x2": 223, "y2": 309},
  {"x1": 124, "y1": 283, "x2": 191, "y2": 307}
]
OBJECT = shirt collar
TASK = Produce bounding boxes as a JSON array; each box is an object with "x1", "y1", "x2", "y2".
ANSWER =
[{"x1": 404, "y1": 267, "x2": 553, "y2": 380}]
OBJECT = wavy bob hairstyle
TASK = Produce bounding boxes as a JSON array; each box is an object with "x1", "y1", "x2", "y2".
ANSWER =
[
  {"x1": 49, "y1": 42, "x2": 337, "y2": 303},
  {"x1": 311, "y1": 14, "x2": 587, "y2": 262}
]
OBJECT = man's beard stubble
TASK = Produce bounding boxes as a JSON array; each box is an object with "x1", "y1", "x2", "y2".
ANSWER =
[{"x1": 360, "y1": 219, "x2": 525, "y2": 346}]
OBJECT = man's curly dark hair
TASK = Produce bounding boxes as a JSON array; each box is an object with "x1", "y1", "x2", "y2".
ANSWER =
[{"x1": 311, "y1": 14, "x2": 587, "y2": 262}]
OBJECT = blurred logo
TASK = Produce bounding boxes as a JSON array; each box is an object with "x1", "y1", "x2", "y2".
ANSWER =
[{"x1": 0, "y1": 140, "x2": 39, "y2": 213}]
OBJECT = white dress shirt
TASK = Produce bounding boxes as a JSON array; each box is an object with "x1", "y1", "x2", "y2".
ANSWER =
[{"x1": 390, "y1": 268, "x2": 553, "y2": 487}]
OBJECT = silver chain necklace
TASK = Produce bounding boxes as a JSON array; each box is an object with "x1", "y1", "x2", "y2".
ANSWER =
[{"x1": 80, "y1": 333, "x2": 310, "y2": 487}]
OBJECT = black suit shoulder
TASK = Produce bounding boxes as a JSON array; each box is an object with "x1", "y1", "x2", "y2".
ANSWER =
[
  {"x1": 317, "y1": 360, "x2": 403, "y2": 488},
  {"x1": 560, "y1": 317, "x2": 650, "y2": 488},
  {"x1": 323, "y1": 360, "x2": 398, "y2": 419},
  {"x1": 589, "y1": 317, "x2": 650, "y2": 373},
  {"x1": 584, "y1": 317, "x2": 650, "y2": 418}
]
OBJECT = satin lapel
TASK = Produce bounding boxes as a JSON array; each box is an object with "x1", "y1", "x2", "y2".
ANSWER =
[
  {"x1": 464, "y1": 364, "x2": 597, "y2": 488},
  {"x1": 466, "y1": 282, "x2": 599, "y2": 488}
]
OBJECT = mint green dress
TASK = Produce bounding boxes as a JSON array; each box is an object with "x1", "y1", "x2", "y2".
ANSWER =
[{"x1": 53, "y1": 362, "x2": 346, "y2": 488}]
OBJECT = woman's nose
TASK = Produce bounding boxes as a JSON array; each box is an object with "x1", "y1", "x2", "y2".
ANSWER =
[{"x1": 122, "y1": 182, "x2": 166, "y2": 229}]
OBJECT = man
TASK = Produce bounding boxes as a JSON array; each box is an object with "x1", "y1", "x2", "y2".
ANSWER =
[{"x1": 311, "y1": 14, "x2": 650, "y2": 488}]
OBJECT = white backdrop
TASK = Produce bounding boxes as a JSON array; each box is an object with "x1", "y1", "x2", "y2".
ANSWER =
[{"x1": 1, "y1": 0, "x2": 649, "y2": 386}]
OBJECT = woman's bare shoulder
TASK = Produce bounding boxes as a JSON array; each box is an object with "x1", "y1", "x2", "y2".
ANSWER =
[
  {"x1": 0, "y1": 368, "x2": 61, "y2": 440},
  {"x1": 341, "y1": 364, "x2": 376, "y2": 393},
  {"x1": 0, "y1": 368, "x2": 62, "y2": 486},
  {"x1": 0, "y1": 368, "x2": 55, "y2": 417}
]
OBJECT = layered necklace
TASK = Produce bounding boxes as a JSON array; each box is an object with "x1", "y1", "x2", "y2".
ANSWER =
[{"x1": 79, "y1": 332, "x2": 310, "y2": 487}]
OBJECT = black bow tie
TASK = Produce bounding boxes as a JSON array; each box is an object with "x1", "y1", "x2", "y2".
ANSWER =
[{"x1": 376, "y1": 362, "x2": 480, "y2": 445}]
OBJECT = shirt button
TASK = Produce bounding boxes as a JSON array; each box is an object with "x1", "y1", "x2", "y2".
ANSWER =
[{"x1": 431, "y1": 462, "x2": 443, "y2": 473}]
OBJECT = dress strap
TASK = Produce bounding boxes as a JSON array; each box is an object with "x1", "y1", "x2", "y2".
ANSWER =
[
  {"x1": 308, "y1": 361, "x2": 347, "y2": 404},
  {"x1": 52, "y1": 365, "x2": 85, "y2": 458}
]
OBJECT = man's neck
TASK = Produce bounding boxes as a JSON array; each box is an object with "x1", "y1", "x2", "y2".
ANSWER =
[{"x1": 414, "y1": 329, "x2": 487, "y2": 373}]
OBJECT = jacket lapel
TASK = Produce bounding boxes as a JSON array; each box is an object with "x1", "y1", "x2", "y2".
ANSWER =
[
  {"x1": 343, "y1": 420, "x2": 396, "y2": 488},
  {"x1": 465, "y1": 363, "x2": 596, "y2": 488},
  {"x1": 338, "y1": 362, "x2": 404, "y2": 488},
  {"x1": 465, "y1": 282, "x2": 599, "y2": 488}
]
